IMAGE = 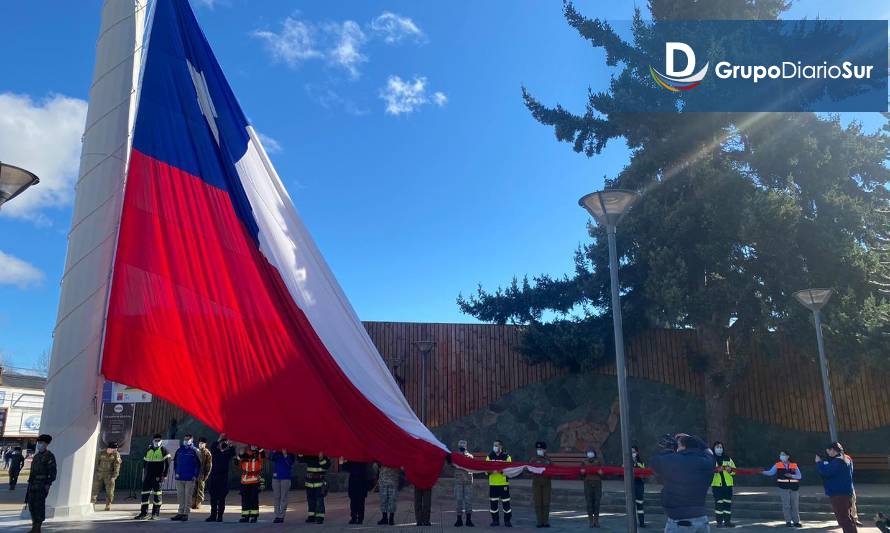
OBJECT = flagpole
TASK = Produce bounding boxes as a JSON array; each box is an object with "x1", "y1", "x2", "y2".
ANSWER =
[{"x1": 40, "y1": 0, "x2": 148, "y2": 519}]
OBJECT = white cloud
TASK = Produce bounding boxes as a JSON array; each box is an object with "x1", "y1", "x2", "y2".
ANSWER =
[
  {"x1": 304, "y1": 84, "x2": 368, "y2": 116},
  {"x1": 0, "y1": 250, "x2": 44, "y2": 288},
  {"x1": 0, "y1": 93, "x2": 87, "y2": 222},
  {"x1": 257, "y1": 132, "x2": 283, "y2": 154},
  {"x1": 253, "y1": 17, "x2": 322, "y2": 67},
  {"x1": 370, "y1": 12, "x2": 426, "y2": 44},
  {"x1": 325, "y1": 21, "x2": 367, "y2": 79},
  {"x1": 379, "y1": 76, "x2": 447, "y2": 116},
  {"x1": 193, "y1": 0, "x2": 218, "y2": 7}
]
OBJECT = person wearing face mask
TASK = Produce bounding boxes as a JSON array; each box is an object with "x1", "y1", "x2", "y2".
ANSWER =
[
  {"x1": 135, "y1": 434, "x2": 171, "y2": 520},
  {"x1": 191, "y1": 437, "x2": 213, "y2": 510},
  {"x1": 298, "y1": 452, "x2": 331, "y2": 524},
  {"x1": 269, "y1": 449, "x2": 295, "y2": 523},
  {"x1": 816, "y1": 442, "x2": 857, "y2": 533},
  {"x1": 171, "y1": 433, "x2": 201, "y2": 521},
  {"x1": 91, "y1": 441, "x2": 122, "y2": 511},
  {"x1": 25, "y1": 434, "x2": 56, "y2": 533},
  {"x1": 377, "y1": 464, "x2": 402, "y2": 525},
  {"x1": 631, "y1": 445, "x2": 647, "y2": 528},
  {"x1": 485, "y1": 439, "x2": 513, "y2": 527},
  {"x1": 206, "y1": 433, "x2": 237, "y2": 523},
  {"x1": 649, "y1": 434, "x2": 714, "y2": 533},
  {"x1": 453, "y1": 439, "x2": 475, "y2": 527},
  {"x1": 580, "y1": 447, "x2": 604, "y2": 528},
  {"x1": 711, "y1": 441, "x2": 736, "y2": 528},
  {"x1": 761, "y1": 450, "x2": 802, "y2": 527},
  {"x1": 529, "y1": 441, "x2": 553, "y2": 528},
  {"x1": 238, "y1": 445, "x2": 265, "y2": 523}
]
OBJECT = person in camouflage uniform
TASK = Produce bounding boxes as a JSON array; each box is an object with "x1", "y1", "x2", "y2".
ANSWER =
[
  {"x1": 191, "y1": 437, "x2": 213, "y2": 509},
  {"x1": 377, "y1": 465, "x2": 401, "y2": 526},
  {"x1": 453, "y1": 439, "x2": 475, "y2": 527},
  {"x1": 91, "y1": 441, "x2": 122, "y2": 510},
  {"x1": 26, "y1": 434, "x2": 57, "y2": 533}
]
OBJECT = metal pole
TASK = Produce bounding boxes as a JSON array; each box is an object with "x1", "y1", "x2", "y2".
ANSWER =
[
  {"x1": 813, "y1": 310, "x2": 839, "y2": 443},
  {"x1": 607, "y1": 225, "x2": 637, "y2": 533}
]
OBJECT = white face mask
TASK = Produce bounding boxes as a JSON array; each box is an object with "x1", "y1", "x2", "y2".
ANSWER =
[
  {"x1": 780, "y1": 454, "x2": 789, "y2": 462},
  {"x1": 183, "y1": 439, "x2": 193, "y2": 446},
  {"x1": 536, "y1": 449, "x2": 545, "y2": 457},
  {"x1": 715, "y1": 447, "x2": 724, "y2": 455},
  {"x1": 492, "y1": 445, "x2": 501, "y2": 453},
  {"x1": 152, "y1": 440, "x2": 161, "y2": 448},
  {"x1": 586, "y1": 452, "x2": 596, "y2": 459}
]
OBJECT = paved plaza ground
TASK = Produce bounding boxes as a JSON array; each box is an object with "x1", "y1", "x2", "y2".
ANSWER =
[{"x1": 0, "y1": 470, "x2": 886, "y2": 531}]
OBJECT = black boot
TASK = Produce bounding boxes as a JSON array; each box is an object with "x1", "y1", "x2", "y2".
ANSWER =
[
  {"x1": 455, "y1": 515, "x2": 464, "y2": 527},
  {"x1": 504, "y1": 515, "x2": 512, "y2": 528},
  {"x1": 378, "y1": 513, "x2": 389, "y2": 525},
  {"x1": 389, "y1": 513, "x2": 395, "y2": 526},
  {"x1": 466, "y1": 513, "x2": 475, "y2": 527}
]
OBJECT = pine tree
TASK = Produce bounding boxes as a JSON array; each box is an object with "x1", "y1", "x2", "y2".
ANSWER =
[{"x1": 458, "y1": 1, "x2": 890, "y2": 441}]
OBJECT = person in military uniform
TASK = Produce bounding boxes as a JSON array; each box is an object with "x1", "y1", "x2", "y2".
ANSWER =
[
  {"x1": 529, "y1": 441, "x2": 553, "y2": 528},
  {"x1": 580, "y1": 447, "x2": 604, "y2": 528},
  {"x1": 377, "y1": 465, "x2": 401, "y2": 526},
  {"x1": 91, "y1": 441, "x2": 122, "y2": 510},
  {"x1": 135, "y1": 434, "x2": 171, "y2": 520},
  {"x1": 453, "y1": 439, "x2": 475, "y2": 527},
  {"x1": 191, "y1": 437, "x2": 213, "y2": 509},
  {"x1": 298, "y1": 452, "x2": 331, "y2": 524},
  {"x1": 25, "y1": 434, "x2": 57, "y2": 533}
]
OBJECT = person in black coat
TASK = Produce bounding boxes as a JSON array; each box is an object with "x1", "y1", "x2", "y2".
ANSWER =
[
  {"x1": 206, "y1": 433, "x2": 237, "y2": 522},
  {"x1": 341, "y1": 459, "x2": 375, "y2": 524},
  {"x1": 8, "y1": 447, "x2": 24, "y2": 490}
]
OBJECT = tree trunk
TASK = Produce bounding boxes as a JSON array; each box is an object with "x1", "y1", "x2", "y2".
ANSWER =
[{"x1": 697, "y1": 325, "x2": 733, "y2": 445}]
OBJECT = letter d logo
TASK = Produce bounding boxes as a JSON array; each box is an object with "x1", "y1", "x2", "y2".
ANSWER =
[{"x1": 666, "y1": 42, "x2": 696, "y2": 77}]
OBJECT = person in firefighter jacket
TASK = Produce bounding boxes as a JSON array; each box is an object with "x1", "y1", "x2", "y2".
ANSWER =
[
  {"x1": 762, "y1": 450, "x2": 802, "y2": 527},
  {"x1": 135, "y1": 434, "x2": 171, "y2": 520},
  {"x1": 237, "y1": 446, "x2": 264, "y2": 523},
  {"x1": 191, "y1": 437, "x2": 213, "y2": 510},
  {"x1": 299, "y1": 453, "x2": 331, "y2": 524},
  {"x1": 91, "y1": 441, "x2": 122, "y2": 511},
  {"x1": 206, "y1": 434, "x2": 236, "y2": 523},
  {"x1": 711, "y1": 441, "x2": 737, "y2": 528},
  {"x1": 486, "y1": 439, "x2": 512, "y2": 527}
]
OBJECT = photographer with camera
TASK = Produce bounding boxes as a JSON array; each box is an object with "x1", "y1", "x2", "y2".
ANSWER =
[
  {"x1": 649, "y1": 433, "x2": 715, "y2": 533},
  {"x1": 816, "y1": 442, "x2": 857, "y2": 533}
]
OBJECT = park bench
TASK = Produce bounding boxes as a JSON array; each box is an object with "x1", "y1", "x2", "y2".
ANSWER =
[{"x1": 852, "y1": 454, "x2": 890, "y2": 471}]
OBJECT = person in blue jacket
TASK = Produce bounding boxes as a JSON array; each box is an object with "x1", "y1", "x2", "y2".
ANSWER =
[
  {"x1": 649, "y1": 434, "x2": 715, "y2": 533},
  {"x1": 816, "y1": 442, "x2": 857, "y2": 533},
  {"x1": 171, "y1": 434, "x2": 201, "y2": 522},
  {"x1": 270, "y1": 449, "x2": 296, "y2": 523}
]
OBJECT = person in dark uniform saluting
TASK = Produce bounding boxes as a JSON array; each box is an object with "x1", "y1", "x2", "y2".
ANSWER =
[{"x1": 25, "y1": 434, "x2": 57, "y2": 533}]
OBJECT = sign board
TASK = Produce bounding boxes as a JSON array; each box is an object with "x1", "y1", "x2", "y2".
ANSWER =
[
  {"x1": 99, "y1": 403, "x2": 135, "y2": 455},
  {"x1": 18, "y1": 409, "x2": 41, "y2": 435},
  {"x1": 102, "y1": 381, "x2": 152, "y2": 403}
]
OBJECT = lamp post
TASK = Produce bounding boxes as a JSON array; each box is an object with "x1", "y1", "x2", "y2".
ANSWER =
[
  {"x1": 413, "y1": 340, "x2": 437, "y2": 424},
  {"x1": 579, "y1": 189, "x2": 641, "y2": 533},
  {"x1": 793, "y1": 288, "x2": 838, "y2": 443},
  {"x1": 0, "y1": 162, "x2": 40, "y2": 209}
]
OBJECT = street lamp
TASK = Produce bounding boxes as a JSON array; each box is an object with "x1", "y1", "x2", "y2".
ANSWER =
[
  {"x1": 579, "y1": 189, "x2": 641, "y2": 533},
  {"x1": 793, "y1": 288, "x2": 838, "y2": 443},
  {"x1": 412, "y1": 340, "x2": 436, "y2": 424},
  {"x1": 0, "y1": 162, "x2": 40, "y2": 209}
]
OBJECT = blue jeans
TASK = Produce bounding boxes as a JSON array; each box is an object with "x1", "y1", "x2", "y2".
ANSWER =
[{"x1": 665, "y1": 515, "x2": 710, "y2": 533}]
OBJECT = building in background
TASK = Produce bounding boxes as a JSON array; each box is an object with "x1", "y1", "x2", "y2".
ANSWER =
[{"x1": 0, "y1": 367, "x2": 46, "y2": 449}]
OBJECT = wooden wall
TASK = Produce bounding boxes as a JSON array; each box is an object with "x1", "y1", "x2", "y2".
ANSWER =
[{"x1": 132, "y1": 322, "x2": 890, "y2": 436}]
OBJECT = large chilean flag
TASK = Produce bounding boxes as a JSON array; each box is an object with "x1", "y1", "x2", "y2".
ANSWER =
[{"x1": 101, "y1": 0, "x2": 448, "y2": 487}]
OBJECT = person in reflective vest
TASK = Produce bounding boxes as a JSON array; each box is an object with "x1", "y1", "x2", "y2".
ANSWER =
[
  {"x1": 135, "y1": 434, "x2": 170, "y2": 520},
  {"x1": 761, "y1": 450, "x2": 802, "y2": 527},
  {"x1": 299, "y1": 452, "x2": 331, "y2": 524},
  {"x1": 711, "y1": 441, "x2": 736, "y2": 528},
  {"x1": 486, "y1": 439, "x2": 512, "y2": 527},
  {"x1": 631, "y1": 445, "x2": 647, "y2": 528},
  {"x1": 237, "y1": 446, "x2": 264, "y2": 523}
]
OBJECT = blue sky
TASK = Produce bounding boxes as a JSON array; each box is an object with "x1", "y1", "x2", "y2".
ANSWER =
[{"x1": 0, "y1": 0, "x2": 887, "y2": 370}]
